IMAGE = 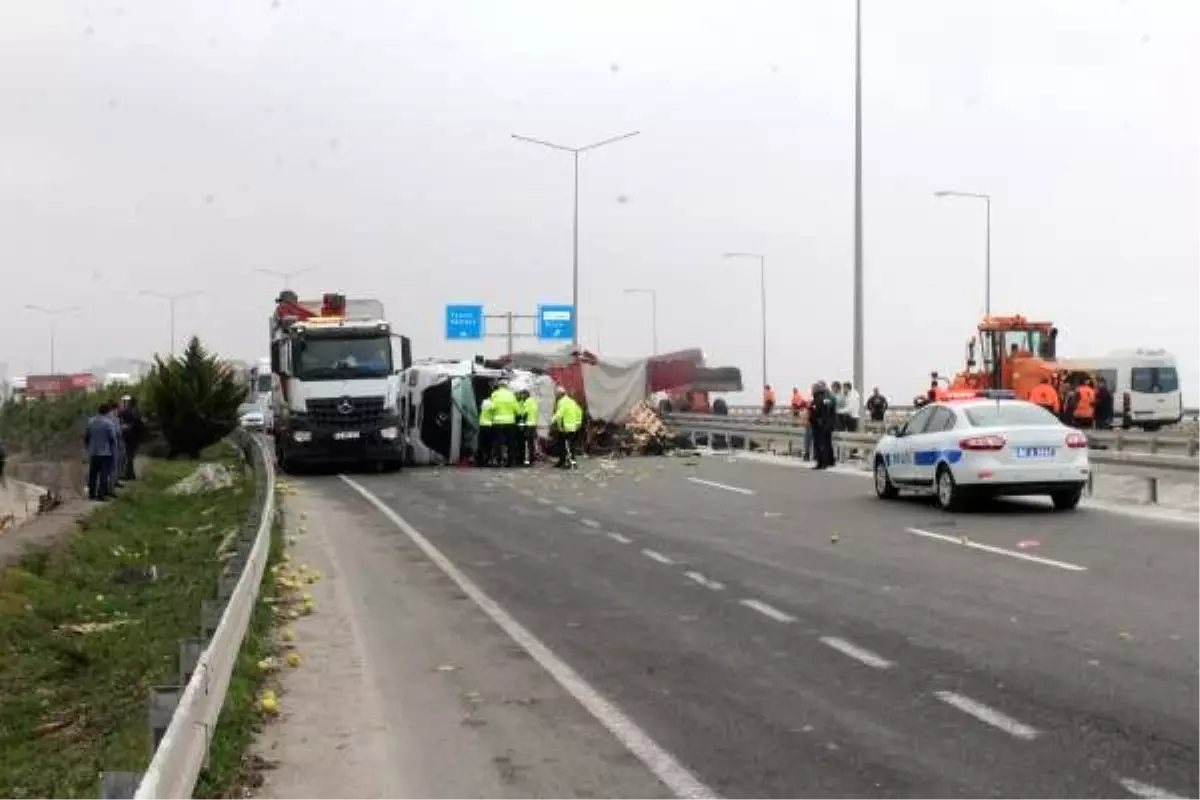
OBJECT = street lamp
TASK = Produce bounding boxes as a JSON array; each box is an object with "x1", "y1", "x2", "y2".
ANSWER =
[
  {"x1": 623, "y1": 288, "x2": 658, "y2": 354},
  {"x1": 852, "y1": 0, "x2": 865, "y2": 407},
  {"x1": 722, "y1": 252, "x2": 768, "y2": 389},
  {"x1": 934, "y1": 189, "x2": 992, "y2": 316},
  {"x1": 511, "y1": 130, "x2": 641, "y2": 348},
  {"x1": 140, "y1": 290, "x2": 202, "y2": 356},
  {"x1": 255, "y1": 267, "x2": 314, "y2": 290},
  {"x1": 24, "y1": 305, "x2": 80, "y2": 374}
]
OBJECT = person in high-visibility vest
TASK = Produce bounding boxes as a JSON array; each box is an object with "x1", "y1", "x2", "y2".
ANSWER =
[
  {"x1": 490, "y1": 382, "x2": 521, "y2": 467},
  {"x1": 790, "y1": 387, "x2": 808, "y2": 419},
  {"x1": 1073, "y1": 379, "x2": 1096, "y2": 430},
  {"x1": 1029, "y1": 377, "x2": 1060, "y2": 416},
  {"x1": 762, "y1": 384, "x2": 777, "y2": 415},
  {"x1": 551, "y1": 386, "x2": 583, "y2": 469},
  {"x1": 477, "y1": 397, "x2": 495, "y2": 466},
  {"x1": 516, "y1": 388, "x2": 539, "y2": 466}
]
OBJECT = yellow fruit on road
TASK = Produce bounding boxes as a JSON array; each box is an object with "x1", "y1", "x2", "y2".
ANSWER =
[
  {"x1": 281, "y1": 627, "x2": 295, "y2": 642},
  {"x1": 259, "y1": 690, "x2": 279, "y2": 715},
  {"x1": 301, "y1": 593, "x2": 313, "y2": 603},
  {"x1": 256, "y1": 658, "x2": 273, "y2": 672},
  {"x1": 298, "y1": 564, "x2": 309, "y2": 573},
  {"x1": 287, "y1": 609, "x2": 300, "y2": 619},
  {"x1": 285, "y1": 652, "x2": 303, "y2": 668}
]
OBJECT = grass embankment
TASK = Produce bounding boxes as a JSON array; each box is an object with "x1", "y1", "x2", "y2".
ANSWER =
[{"x1": 0, "y1": 443, "x2": 274, "y2": 798}]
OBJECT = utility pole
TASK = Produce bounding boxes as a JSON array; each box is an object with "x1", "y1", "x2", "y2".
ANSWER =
[
  {"x1": 24, "y1": 305, "x2": 80, "y2": 374},
  {"x1": 933, "y1": 190, "x2": 993, "y2": 315},
  {"x1": 140, "y1": 291, "x2": 202, "y2": 356},
  {"x1": 852, "y1": 0, "x2": 865, "y2": 403},
  {"x1": 484, "y1": 311, "x2": 538, "y2": 357}
]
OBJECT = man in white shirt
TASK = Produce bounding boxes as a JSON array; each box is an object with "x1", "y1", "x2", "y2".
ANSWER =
[{"x1": 843, "y1": 381, "x2": 861, "y2": 433}]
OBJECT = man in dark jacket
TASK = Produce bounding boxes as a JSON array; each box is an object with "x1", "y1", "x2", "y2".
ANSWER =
[
  {"x1": 1094, "y1": 377, "x2": 1115, "y2": 430},
  {"x1": 84, "y1": 402, "x2": 119, "y2": 501},
  {"x1": 809, "y1": 381, "x2": 838, "y2": 469},
  {"x1": 119, "y1": 396, "x2": 146, "y2": 480},
  {"x1": 866, "y1": 387, "x2": 888, "y2": 423}
]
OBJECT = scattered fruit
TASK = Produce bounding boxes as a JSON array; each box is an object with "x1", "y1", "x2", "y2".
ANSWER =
[{"x1": 285, "y1": 652, "x2": 303, "y2": 668}]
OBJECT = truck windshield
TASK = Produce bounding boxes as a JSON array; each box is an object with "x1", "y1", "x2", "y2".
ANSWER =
[{"x1": 296, "y1": 336, "x2": 392, "y2": 380}]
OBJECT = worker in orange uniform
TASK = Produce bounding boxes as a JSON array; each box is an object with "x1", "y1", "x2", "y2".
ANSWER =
[
  {"x1": 790, "y1": 387, "x2": 808, "y2": 419},
  {"x1": 1073, "y1": 378, "x2": 1096, "y2": 430},
  {"x1": 1029, "y1": 377, "x2": 1060, "y2": 416},
  {"x1": 762, "y1": 384, "x2": 777, "y2": 415}
]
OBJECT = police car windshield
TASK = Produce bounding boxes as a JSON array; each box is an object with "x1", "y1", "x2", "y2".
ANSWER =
[{"x1": 964, "y1": 403, "x2": 1060, "y2": 428}]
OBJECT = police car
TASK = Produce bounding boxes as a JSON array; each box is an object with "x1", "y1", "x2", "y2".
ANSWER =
[{"x1": 872, "y1": 390, "x2": 1090, "y2": 511}]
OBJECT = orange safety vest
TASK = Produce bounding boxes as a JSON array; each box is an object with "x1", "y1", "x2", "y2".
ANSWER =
[
  {"x1": 1029, "y1": 383, "x2": 1059, "y2": 414},
  {"x1": 790, "y1": 390, "x2": 806, "y2": 410},
  {"x1": 764, "y1": 387, "x2": 776, "y2": 404},
  {"x1": 1075, "y1": 385, "x2": 1096, "y2": 419}
]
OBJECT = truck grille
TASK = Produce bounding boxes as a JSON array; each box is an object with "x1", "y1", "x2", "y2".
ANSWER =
[{"x1": 306, "y1": 396, "x2": 387, "y2": 428}]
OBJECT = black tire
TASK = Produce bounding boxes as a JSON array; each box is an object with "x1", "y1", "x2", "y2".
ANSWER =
[
  {"x1": 382, "y1": 459, "x2": 403, "y2": 474},
  {"x1": 1051, "y1": 487, "x2": 1083, "y2": 511},
  {"x1": 1142, "y1": 423, "x2": 1161, "y2": 433},
  {"x1": 873, "y1": 458, "x2": 898, "y2": 499},
  {"x1": 712, "y1": 398, "x2": 729, "y2": 416},
  {"x1": 934, "y1": 464, "x2": 962, "y2": 511}
]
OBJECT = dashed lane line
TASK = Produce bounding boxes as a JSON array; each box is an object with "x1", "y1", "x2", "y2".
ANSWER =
[
  {"x1": 906, "y1": 527, "x2": 1087, "y2": 572},
  {"x1": 536, "y1": 497, "x2": 553, "y2": 506},
  {"x1": 580, "y1": 518, "x2": 602, "y2": 528},
  {"x1": 818, "y1": 636, "x2": 894, "y2": 669},
  {"x1": 738, "y1": 598, "x2": 796, "y2": 623},
  {"x1": 686, "y1": 476, "x2": 756, "y2": 495},
  {"x1": 933, "y1": 691, "x2": 1039, "y2": 741},
  {"x1": 555, "y1": 505, "x2": 577, "y2": 516},
  {"x1": 683, "y1": 571, "x2": 725, "y2": 591},
  {"x1": 339, "y1": 476, "x2": 717, "y2": 799},
  {"x1": 607, "y1": 532, "x2": 633, "y2": 544},
  {"x1": 642, "y1": 549, "x2": 675, "y2": 565},
  {"x1": 1118, "y1": 778, "x2": 1187, "y2": 799}
]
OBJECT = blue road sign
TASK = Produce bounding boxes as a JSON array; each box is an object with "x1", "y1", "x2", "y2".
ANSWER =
[
  {"x1": 537, "y1": 304, "x2": 576, "y2": 341},
  {"x1": 445, "y1": 304, "x2": 484, "y2": 340}
]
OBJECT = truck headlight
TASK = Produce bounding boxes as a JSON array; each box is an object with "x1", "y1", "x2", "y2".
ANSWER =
[
  {"x1": 293, "y1": 430, "x2": 313, "y2": 443},
  {"x1": 380, "y1": 426, "x2": 399, "y2": 440}
]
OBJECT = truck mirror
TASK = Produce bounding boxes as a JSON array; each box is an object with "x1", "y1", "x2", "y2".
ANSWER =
[
  {"x1": 270, "y1": 346, "x2": 280, "y2": 375},
  {"x1": 399, "y1": 336, "x2": 413, "y2": 370}
]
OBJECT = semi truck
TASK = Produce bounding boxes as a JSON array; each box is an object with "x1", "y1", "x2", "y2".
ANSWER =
[{"x1": 269, "y1": 291, "x2": 412, "y2": 473}]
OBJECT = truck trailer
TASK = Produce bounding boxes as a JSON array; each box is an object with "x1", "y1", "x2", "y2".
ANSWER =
[{"x1": 269, "y1": 291, "x2": 412, "y2": 473}]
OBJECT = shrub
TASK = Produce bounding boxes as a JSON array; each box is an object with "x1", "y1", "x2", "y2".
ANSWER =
[{"x1": 142, "y1": 336, "x2": 245, "y2": 458}]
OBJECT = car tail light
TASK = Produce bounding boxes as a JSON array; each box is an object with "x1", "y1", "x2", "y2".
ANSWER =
[
  {"x1": 1065, "y1": 432, "x2": 1088, "y2": 449},
  {"x1": 959, "y1": 435, "x2": 1006, "y2": 451}
]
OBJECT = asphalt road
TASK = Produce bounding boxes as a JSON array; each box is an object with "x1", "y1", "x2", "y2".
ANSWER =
[{"x1": 291, "y1": 455, "x2": 1198, "y2": 798}]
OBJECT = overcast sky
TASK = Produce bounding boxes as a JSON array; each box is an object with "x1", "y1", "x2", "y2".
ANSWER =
[{"x1": 1, "y1": 0, "x2": 1196, "y2": 403}]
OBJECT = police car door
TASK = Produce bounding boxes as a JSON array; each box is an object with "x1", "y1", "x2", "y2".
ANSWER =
[
  {"x1": 909, "y1": 406, "x2": 955, "y2": 485},
  {"x1": 890, "y1": 405, "x2": 937, "y2": 483}
]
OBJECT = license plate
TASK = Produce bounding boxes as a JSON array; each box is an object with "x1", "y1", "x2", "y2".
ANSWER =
[
  {"x1": 333, "y1": 431, "x2": 360, "y2": 441},
  {"x1": 1014, "y1": 446, "x2": 1055, "y2": 459}
]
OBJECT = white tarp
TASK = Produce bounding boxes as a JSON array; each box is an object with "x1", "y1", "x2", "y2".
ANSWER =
[{"x1": 582, "y1": 358, "x2": 648, "y2": 423}]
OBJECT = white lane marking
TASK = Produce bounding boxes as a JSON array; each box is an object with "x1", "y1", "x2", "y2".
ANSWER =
[
  {"x1": 933, "y1": 691, "x2": 1039, "y2": 741},
  {"x1": 642, "y1": 549, "x2": 674, "y2": 565},
  {"x1": 519, "y1": 489, "x2": 535, "y2": 497},
  {"x1": 906, "y1": 527, "x2": 1087, "y2": 572},
  {"x1": 818, "y1": 636, "x2": 893, "y2": 669},
  {"x1": 1119, "y1": 777, "x2": 1187, "y2": 799},
  {"x1": 340, "y1": 476, "x2": 716, "y2": 799},
  {"x1": 684, "y1": 571, "x2": 725, "y2": 591},
  {"x1": 686, "y1": 476, "x2": 756, "y2": 495},
  {"x1": 580, "y1": 518, "x2": 602, "y2": 528},
  {"x1": 607, "y1": 532, "x2": 633, "y2": 544},
  {"x1": 738, "y1": 598, "x2": 796, "y2": 623},
  {"x1": 536, "y1": 497, "x2": 553, "y2": 506},
  {"x1": 555, "y1": 505, "x2": 576, "y2": 516}
]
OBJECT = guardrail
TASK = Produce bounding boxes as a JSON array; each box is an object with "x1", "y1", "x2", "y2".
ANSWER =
[
  {"x1": 728, "y1": 404, "x2": 1200, "y2": 420},
  {"x1": 668, "y1": 412, "x2": 1199, "y2": 456},
  {"x1": 665, "y1": 416, "x2": 1199, "y2": 505},
  {"x1": 101, "y1": 430, "x2": 277, "y2": 799}
]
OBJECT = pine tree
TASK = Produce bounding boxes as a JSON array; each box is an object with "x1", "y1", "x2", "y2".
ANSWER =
[{"x1": 143, "y1": 336, "x2": 245, "y2": 458}]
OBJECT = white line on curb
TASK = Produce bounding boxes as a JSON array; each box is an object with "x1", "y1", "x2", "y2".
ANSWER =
[
  {"x1": 340, "y1": 476, "x2": 716, "y2": 799},
  {"x1": 738, "y1": 598, "x2": 796, "y2": 623},
  {"x1": 686, "y1": 477, "x2": 756, "y2": 495},
  {"x1": 933, "y1": 691, "x2": 1038, "y2": 740},
  {"x1": 684, "y1": 571, "x2": 725, "y2": 591},
  {"x1": 818, "y1": 636, "x2": 893, "y2": 669},
  {"x1": 642, "y1": 549, "x2": 674, "y2": 565},
  {"x1": 906, "y1": 527, "x2": 1087, "y2": 571},
  {"x1": 1118, "y1": 777, "x2": 1186, "y2": 799}
]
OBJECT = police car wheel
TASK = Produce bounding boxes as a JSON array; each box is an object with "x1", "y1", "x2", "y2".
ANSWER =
[
  {"x1": 934, "y1": 465, "x2": 961, "y2": 511},
  {"x1": 873, "y1": 458, "x2": 898, "y2": 499}
]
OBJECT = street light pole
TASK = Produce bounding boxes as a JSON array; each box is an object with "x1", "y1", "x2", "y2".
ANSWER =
[
  {"x1": 722, "y1": 253, "x2": 768, "y2": 389},
  {"x1": 140, "y1": 291, "x2": 202, "y2": 356},
  {"x1": 512, "y1": 130, "x2": 641, "y2": 348},
  {"x1": 255, "y1": 267, "x2": 314, "y2": 290},
  {"x1": 24, "y1": 305, "x2": 79, "y2": 374},
  {"x1": 852, "y1": 0, "x2": 864, "y2": 405},
  {"x1": 623, "y1": 288, "x2": 659, "y2": 354},
  {"x1": 933, "y1": 190, "x2": 993, "y2": 315}
]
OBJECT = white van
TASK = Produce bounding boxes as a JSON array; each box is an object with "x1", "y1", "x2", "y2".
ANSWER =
[{"x1": 1070, "y1": 349, "x2": 1183, "y2": 431}]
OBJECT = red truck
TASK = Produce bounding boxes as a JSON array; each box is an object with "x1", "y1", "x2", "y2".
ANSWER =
[{"x1": 23, "y1": 373, "x2": 96, "y2": 400}]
